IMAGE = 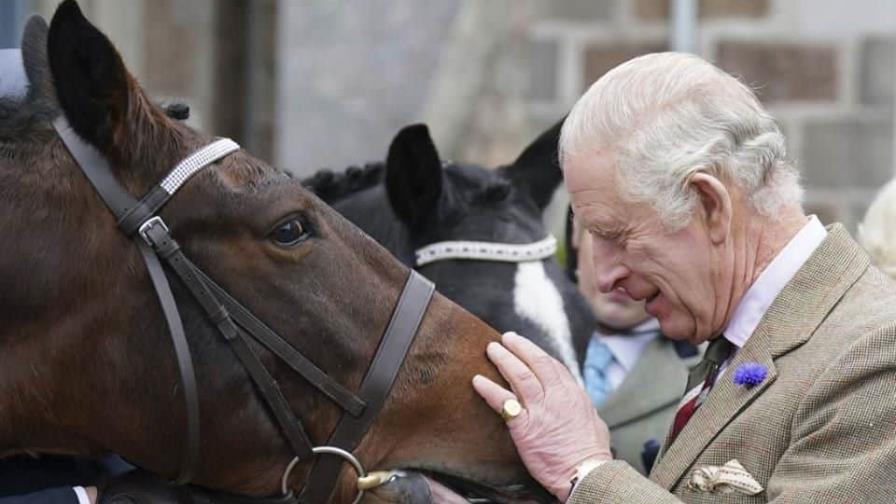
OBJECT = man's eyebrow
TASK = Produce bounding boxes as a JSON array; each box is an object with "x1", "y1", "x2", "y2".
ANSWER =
[{"x1": 588, "y1": 220, "x2": 627, "y2": 238}]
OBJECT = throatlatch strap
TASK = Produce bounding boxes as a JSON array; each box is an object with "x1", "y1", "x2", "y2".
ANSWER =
[
  {"x1": 137, "y1": 242, "x2": 201, "y2": 484},
  {"x1": 53, "y1": 116, "x2": 201, "y2": 485},
  {"x1": 300, "y1": 271, "x2": 435, "y2": 503}
]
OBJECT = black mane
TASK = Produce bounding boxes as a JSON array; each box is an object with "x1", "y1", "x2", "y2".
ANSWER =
[{"x1": 302, "y1": 162, "x2": 385, "y2": 203}]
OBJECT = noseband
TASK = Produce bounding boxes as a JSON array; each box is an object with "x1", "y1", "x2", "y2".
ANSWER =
[{"x1": 53, "y1": 116, "x2": 434, "y2": 503}]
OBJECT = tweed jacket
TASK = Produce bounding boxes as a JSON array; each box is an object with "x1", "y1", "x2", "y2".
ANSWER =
[
  {"x1": 601, "y1": 336, "x2": 701, "y2": 475},
  {"x1": 569, "y1": 225, "x2": 896, "y2": 503}
]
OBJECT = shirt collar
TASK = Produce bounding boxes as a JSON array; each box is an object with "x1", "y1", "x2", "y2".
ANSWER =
[
  {"x1": 723, "y1": 216, "x2": 827, "y2": 348},
  {"x1": 597, "y1": 318, "x2": 662, "y2": 371}
]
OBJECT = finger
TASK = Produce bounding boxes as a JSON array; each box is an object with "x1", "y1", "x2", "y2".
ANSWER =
[
  {"x1": 472, "y1": 375, "x2": 528, "y2": 427},
  {"x1": 502, "y1": 332, "x2": 564, "y2": 387},
  {"x1": 552, "y1": 354, "x2": 583, "y2": 388},
  {"x1": 472, "y1": 374, "x2": 516, "y2": 413},
  {"x1": 486, "y1": 341, "x2": 544, "y2": 400}
]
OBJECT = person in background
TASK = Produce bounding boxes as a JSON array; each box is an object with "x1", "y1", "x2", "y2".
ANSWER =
[
  {"x1": 859, "y1": 177, "x2": 896, "y2": 279},
  {"x1": 0, "y1": 455, "x2": 110, "y2": 504},
  {"x1": 566, "y1": 210, "x2": 700, "y2": 474}
]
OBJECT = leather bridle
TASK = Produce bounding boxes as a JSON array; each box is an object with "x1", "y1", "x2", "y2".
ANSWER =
[{"x1": 52, "y1": 115, "x2": 435, "y2": 503}]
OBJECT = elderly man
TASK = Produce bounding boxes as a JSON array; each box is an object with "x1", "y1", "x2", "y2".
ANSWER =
[{"x1": 474, "y1": 52, "x2": 896, "y2": 503}]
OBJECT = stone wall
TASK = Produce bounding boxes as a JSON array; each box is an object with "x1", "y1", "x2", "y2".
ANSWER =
[
  {"x1": 275, "y1": 0, "x2": 462, "y2": 173},
  {"x1": 276, "y1": 0, "x2": 893, "y2": 233},
  {"x1": 506, "y1": 0, "x2": 896, "y2": 231},
  {"x1": 15, "y1": 0, "x2": 896, "y2": 233},
  {"x1": 22, "y1": 0, "x2": 274, "y2": 159}
]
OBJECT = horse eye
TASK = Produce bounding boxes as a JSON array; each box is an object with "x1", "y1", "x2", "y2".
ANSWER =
[{"x1": 270, "y1": 218, "x2": 307, "y2": 247}]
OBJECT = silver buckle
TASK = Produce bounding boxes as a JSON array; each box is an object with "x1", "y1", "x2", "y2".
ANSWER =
[
  {"x1": 281, "y1": 446, "x2": 367, "y2": 503},
  {"x1": 138, "y1": 216, "x2": 169, "y2": 246}
]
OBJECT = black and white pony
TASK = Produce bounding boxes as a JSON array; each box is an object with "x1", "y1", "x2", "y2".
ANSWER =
[{"x1": 304, "y1": 121, "x2": 595, "y2": 381}]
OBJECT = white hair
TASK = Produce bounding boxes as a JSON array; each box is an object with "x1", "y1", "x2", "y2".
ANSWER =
[
  {"x1": 859, "y1": 179, "x2": 896, "y2": 279},
  {"x1": 560, "y1": 52, "x2": 803, "y2": 229}
]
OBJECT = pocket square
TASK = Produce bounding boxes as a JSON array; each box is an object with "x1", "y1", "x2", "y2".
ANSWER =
[{"x1": 686, "y1": 459, "x2": 763, "y2": 495}]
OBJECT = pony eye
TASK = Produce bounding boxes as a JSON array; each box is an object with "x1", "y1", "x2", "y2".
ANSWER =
[{"x1": 270, "y1": 218, "x2": 307, "y2": 247}]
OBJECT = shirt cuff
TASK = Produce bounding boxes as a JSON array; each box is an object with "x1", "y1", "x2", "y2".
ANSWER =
[
  {"x1": 567, "y1": 459, "x2": 608, "y2": 501},
  {"x1": 72, "y1": 486, "x2": 91, "y2": 504}
]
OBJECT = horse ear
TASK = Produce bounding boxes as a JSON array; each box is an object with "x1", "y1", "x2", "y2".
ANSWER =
[
  {"x1": 385, "y1": 124, "x2": 444, "y2": 230},
  {"x1": 505, "y1": 118, "x2": 566, "y2": 210},
  {"x1": 47, "y1": 0, "x2": 132, "y2": 156}
]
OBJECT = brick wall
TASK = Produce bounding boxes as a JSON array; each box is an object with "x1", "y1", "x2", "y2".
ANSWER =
[{"x1": 495, "y1": 0, "x2": 896, "y2": 233}]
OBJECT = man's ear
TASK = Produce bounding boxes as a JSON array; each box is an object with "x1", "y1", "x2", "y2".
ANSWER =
[
  {"x1": 47, "y1": 0, "x2": 132, "y2": 157},
  {"x1": 689, "y1": 172, "x2": 732, "y2": 244}
]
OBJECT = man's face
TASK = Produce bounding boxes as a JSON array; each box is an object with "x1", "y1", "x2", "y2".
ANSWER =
[{"x1": 565, "y1": 151, "x2": 725, "y2": 344}]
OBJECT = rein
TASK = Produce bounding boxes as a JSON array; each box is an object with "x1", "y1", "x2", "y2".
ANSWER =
[{"x1": 52, "y1": 115, "x2": 435, "y2": 503}]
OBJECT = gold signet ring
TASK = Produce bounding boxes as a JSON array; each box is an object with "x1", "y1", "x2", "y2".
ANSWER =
[{"x1": 501, "y1": 398, "x2": 523, "y2": 421}]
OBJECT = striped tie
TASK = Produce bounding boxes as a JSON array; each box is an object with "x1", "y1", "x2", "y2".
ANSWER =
[{"x1": 668, "y1": 336, "x2": 733, "y2": 445}]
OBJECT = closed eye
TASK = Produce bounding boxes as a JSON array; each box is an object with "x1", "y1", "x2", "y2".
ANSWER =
[{"x1": 589, "y1": 227, "x2": 624, "y2": 243}]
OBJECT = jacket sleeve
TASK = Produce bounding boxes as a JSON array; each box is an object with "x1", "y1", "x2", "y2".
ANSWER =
[
  {"x1": 568, "y1": 461, "x2": 684, "y2": 504},
  {"x1": 0, "y1": 488, "x2": 83, "y2": 504}
]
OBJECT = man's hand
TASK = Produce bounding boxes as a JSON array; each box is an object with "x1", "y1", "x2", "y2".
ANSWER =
[{"x1": 472, "y1": 332, "x2": 612, "y2": 502}]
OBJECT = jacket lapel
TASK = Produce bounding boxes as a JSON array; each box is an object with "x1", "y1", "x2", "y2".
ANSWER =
[
  {"x1": 650, "y1": 225, "x2": 870, "y2": 489},
  {"x1": 602, "y1": 338, "x2": 691, "y2": 429}
]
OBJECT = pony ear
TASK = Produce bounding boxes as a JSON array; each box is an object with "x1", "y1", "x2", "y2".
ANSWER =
[
  {"x1": 504, "y1": 118, "x2": 566, "y2": 210},
  {"x1": 47, "y1": 0, "x2": 132, "y2": 156},
  {"x1": 385, "y1": 124, "x2": 444, "y2": 230}
]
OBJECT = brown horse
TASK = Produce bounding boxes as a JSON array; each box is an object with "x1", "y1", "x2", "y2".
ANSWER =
[{"x1": 0, "y1": 2, "x2": 547, "y2": 502}]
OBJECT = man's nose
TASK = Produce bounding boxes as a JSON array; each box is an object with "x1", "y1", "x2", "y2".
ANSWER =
[
  {"x1": 595, "y1": 262, "x2": 628, "y2": 293},
  {"x1": 590, "y1": 238, "x2": 628, "y2": 293}
]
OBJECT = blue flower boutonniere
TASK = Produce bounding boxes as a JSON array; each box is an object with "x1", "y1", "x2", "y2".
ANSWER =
[{"x1": 732, "y1": 362, "x2": 767, "y2": 388}]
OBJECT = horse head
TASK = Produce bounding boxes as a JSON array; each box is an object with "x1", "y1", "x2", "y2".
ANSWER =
[
  {"x1": 0, "y1": 1, "x2": 550, "y2": 501},
  {"x1": 307, "y1": 123, "x2": 595, "y2": 383}
]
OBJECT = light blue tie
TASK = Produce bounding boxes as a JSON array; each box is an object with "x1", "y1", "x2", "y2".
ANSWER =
[{"x1": 584, "y1": 337, "x2": 615, "y2": 407}]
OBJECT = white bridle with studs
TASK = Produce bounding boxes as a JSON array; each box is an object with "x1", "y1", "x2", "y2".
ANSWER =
[{"x1": 414, "y1": 235, "x2": 557, "y2": 267}]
